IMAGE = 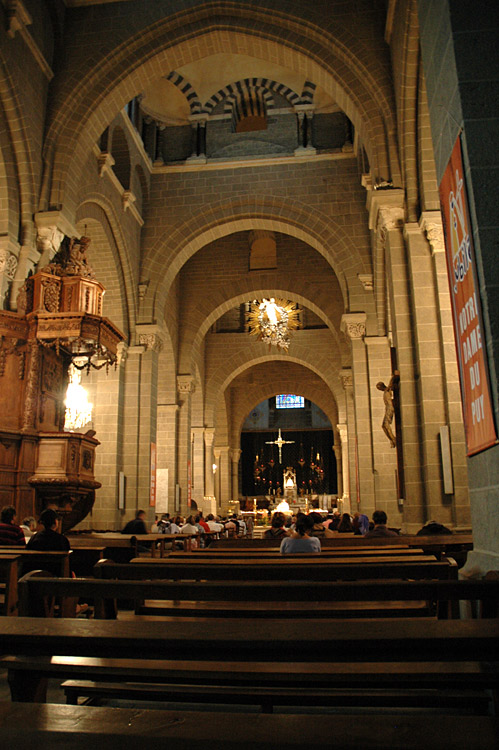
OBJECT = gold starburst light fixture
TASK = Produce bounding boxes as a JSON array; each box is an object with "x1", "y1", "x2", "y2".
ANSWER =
[{"x1": 247, "y1": 298, "x2": 300, "y2": 352}]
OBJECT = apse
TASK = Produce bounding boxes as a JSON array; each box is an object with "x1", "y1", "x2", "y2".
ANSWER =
[{"x1": 240, "y1": 396, "x2": 336, "y2": 497}]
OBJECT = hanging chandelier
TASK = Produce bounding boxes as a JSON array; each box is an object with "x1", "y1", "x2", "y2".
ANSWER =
[
  {"x1": 247, "y1": 298, "x2": 300, "y2": 352},
  {"x1": 64, "y1": 363, "x2": 93, "y2": 431}
]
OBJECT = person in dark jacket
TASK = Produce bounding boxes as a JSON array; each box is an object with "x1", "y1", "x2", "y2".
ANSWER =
[
  {"x1": 121, "y1": 509, "x2": 148, "y2": 534},
  {"x1": 0, "y1": 505, "x2": 26, "y2": 546},
  {"x1": 417, "y1": 520, "x2": 452, "y2": 535}
]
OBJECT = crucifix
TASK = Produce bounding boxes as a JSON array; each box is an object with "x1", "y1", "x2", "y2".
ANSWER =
[{"x1": 266, "y1": 428, "x2": 295, "y2": 463}]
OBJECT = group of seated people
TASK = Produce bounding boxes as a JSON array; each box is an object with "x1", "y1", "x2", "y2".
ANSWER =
[{"x1": 266, "y1": 509, "x2": 452, "y2": 554}]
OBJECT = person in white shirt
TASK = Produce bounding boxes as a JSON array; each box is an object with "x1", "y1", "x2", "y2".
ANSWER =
[{"x1": 206, "y1": 514, "x2": 223, "y2": 533}]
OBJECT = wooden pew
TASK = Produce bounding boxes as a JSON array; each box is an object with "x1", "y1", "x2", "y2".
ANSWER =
[
  {"x1": 115, "y1": 555, "x2": 459, "y2": 582},
  {"x1": 0, "y1": 548, "x2": 71, "y2": 577},
  {"x1": 0, "y1": 554, "x2": 19, "y2": 616},
  {"x1": 167, "y1": 546, "x2": 431, "y2": 559},
  {"x1": 0, "y1": 702, "x2": 497, "y2": 749},
  {"x1": 18, "y1": 572, "x2": 499, "y2": 622},
  {"x1": 0, "y1": 616, "x2": 497, "y2": 713}
]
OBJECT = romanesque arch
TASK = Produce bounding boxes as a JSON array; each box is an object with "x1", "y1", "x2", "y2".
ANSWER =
[{"x1": 40, "y1": 4, "x2": 400, "y2": 214}]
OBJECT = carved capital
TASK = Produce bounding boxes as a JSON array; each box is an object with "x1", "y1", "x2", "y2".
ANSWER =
[
  {"x1": 341, "y1": 313, "x2": 366, "y2": 340},
  {"x1": 204, "y1": 427, "x2": 215, "y2": 447},
  {"x1": 377, "y1": 207, "x2": 405, "y2": 241},
  {"x1": 36, "y1": 225, "x2": 64, "y2": 261},
  {"x1": 138, "y1": 282, "x2": 148, "y2": 301},
  {"x1": 230, "y1": 448, "x2": 242, "y2": 463},
  {"x1": 117, "y1": 341, "x2": 128, "y2": 365},
  {"x1": 357, "y1": 274, "x2": 373, "y2": 291},
  {"x1": 419, "y1": 211, "x2": 445, "y2": 255},
  {"x1": 138, "y1": 333, "x2": 163, "y2": 353},
  {"x1": 0, "y1": 248, "x2": 18, "y2": 280},
  {"x1": 177, "y1": 374, "x2": 196, "y2": 396},
  {"x1": 339, "y1": 369, "x2": 353, "y2": 390},
  {"x1": 337, "y1": 424, "x2": 348, "y2": 444}
]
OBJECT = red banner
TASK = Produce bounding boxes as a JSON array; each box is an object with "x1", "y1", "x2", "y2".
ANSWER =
[{"x1": 439, "y1": 137, "x2": 497, "y2": 455}]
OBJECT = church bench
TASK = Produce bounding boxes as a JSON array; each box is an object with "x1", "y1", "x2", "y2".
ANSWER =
[
  {"x1": 0, "y1": 703, "x2": 497, "y2": 750},
  {"x1": 17, "y1": 573, "x2": 499, "y2": 621},
  {"x1": 0, "y1": 616, "x2": 497, "y2": 713},
  {"x1": 117, "y1": 555, "x2": 459, "y2": 582},
  {"x1": 0, "y1": 554, "x2": 19, "y2": 616},
  {"x1": 0, "y1": 548, "x2": 71, "y2": 577},
  {"x1": 167, "y1": 546, "x2": 431, "y2": 559}
]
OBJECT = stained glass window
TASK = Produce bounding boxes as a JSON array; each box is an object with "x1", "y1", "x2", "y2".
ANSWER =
[{"x1": 276, "y1": 394, "x2": 304, "y2": 409}]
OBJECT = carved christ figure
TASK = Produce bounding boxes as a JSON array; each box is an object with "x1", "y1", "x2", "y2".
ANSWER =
[{"x1": 376, "y1": 370, "x2": 400, "y2": 448}]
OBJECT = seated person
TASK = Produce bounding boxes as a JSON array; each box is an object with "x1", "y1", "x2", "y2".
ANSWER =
[
  {"x1": 121, "y1": 509, "x2": 148, "y2": 535},
  {"x1": 309, "y1": 511, "x2": 336, "y2": 538},
  {"x1": 264, "y1": 511, "x2": 288, "y2": 539},
  {"x1": 337, "y1": 513, "x2": 354, "y2": 533},
  {"x1": 280, "y1": 513, "x2": 321, "y2": 554},
  {"x1": 0, "y1": 505, "x2": 26, "y2": 546},
  {"x1": 206, "y1": 513, "x2": 224, "y2": 533},
  {"x1": 417, "y1": 520, "x2": 452, "y2": 535},
  {"x1": 363, "y1": 509, "x2": 399, "y2": 538}
]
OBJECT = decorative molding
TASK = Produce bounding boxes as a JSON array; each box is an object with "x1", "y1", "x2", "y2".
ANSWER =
[
  {"x1": 5, "y1": 1, "x2": 53, "y2": 79},
  {"x1": 419, "y1": 211, "x2": 445, "y2": 255},
  {"x1": 357, "y1": 274, "x2": 373, "y2": 291},
  {"x1": 97, "y1": 151, "x2": 115, "y2": 178},
  {"x1": 122, "y1": 190, "x2": 136, "y2": 212},
  {"x1": 341, "y1": 313, "x2": 366, "y2": 340}
]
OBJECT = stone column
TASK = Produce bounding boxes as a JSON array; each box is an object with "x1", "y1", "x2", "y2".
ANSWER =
[
  {"x1": 364, "y1": 335, "x2": 399, "y2": 522},
  {"x1": 230, "y1": 448, "x2": 241, "y2": 503},
  {"x1": 204, "y1": 428, "x2": 215, "y2": 500},
  {"x1": 176, "y1": 374, "x2": 196, "y2": 516},
  {"x1": 333, "y1": 443, "x2": 342, "y2": 500},
  {"x1": 156, "y1": 403, "x2": 179, "y2": 516},
  {"x1": 186, "y1": 116, "x2": 207, "y2": 163},
  {"x1": 336, "y1": 423, "x2": 349, "y2": 513},
  {"x1": 89, "y1": 342, "x2": 127, "y2": 529},
  {"x1": 294, "y1": 106, "x2": 316, "y2": 155},
  {"x1": 217, "y1": 445, "x2": 231, "y2": 512},
  {"x1": 213, "y1": 446, "x2": 221, "y2": 510},
  {"x1": 367, "y1": 191, "x2": 426, "y2": 531},
  {"x1": 191, "y1": 426, "x2": 205, "y2": 509},
  {"x1": 339, "y1": 369, "x2": 357, "y2": 508},
  {"x1": 419, "y1": 212, "x2": 470, "y2": 526},
  {"x1": 341, "y1": 314, "x2": 376, "y2": 514}
]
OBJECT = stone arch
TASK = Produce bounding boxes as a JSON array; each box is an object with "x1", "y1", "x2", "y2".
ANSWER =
[
  {"x1": 165, "y1": 70, "x2": 202, "y2": 114},
  {"x1": 40, "y1": 5, "x2": 400, "y2": 212},
  {"x1": 206, "y1": 337, "x2": 343, "y2": 432},
  {"x1": 213, "y1": 359, "x2": 338, "y2": 449},
  {"x1": 145, "y1": 199, "x2": 372, "y2": 323},
  {"x1": 181, "y1": 278, "x2": 347, "y2": 377},
  {"x1": 75, "y1": 198, "x2": 136, "y2": 338},
  {"x1": 204, "y1": 77, "x2": 299, "y2": 115},
  {"x1": 109, "y1": 126, "x2": 131, "y2": 191}
]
